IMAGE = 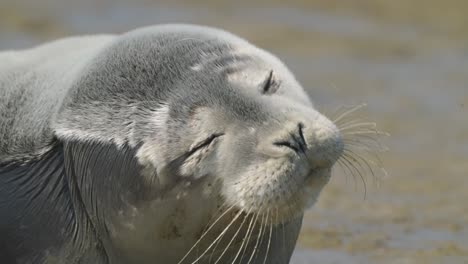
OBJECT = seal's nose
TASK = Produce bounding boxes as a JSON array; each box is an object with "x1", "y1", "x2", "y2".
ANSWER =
[
  {"x1": 272, "y1": 122, "x2": 307, "y2": 154},
  {"x1": 257, "y1": 110, "x2": 343, "y2": 166}
]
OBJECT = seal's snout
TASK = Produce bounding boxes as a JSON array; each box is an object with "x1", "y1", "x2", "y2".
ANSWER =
[
  {"x1": 228, "y1": 110, "x2": 343, "y2": 220},
  {"x1": 259, "y1": 112, "x2": 343, "y2": 169},
  {"x1": 302, "y1": 114, "x2": 344, "y2": 169},
  {"x1": 300, "y1": 115, "x2": 343, "y2": 172}
]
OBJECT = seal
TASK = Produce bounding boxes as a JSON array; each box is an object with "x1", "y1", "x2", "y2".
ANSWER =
[{"x1": 0, "y1": 24, "x2": 344, "y2": 264}]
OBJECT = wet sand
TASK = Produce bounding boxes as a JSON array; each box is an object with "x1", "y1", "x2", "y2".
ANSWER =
[{"x1": 1, "y1": 0, "x2": 467, "y2": 262}]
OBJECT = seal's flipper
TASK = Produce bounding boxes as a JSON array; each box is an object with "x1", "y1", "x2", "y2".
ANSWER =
[
  {"x1": 0, "y1": 142, "x2": 110, "y2": 264},
  {"x1": 0, "y1": 143, "x2": 75, "y2": 263}
]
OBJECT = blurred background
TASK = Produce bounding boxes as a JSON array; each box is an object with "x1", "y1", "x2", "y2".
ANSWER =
[{"x1": 1, "y1": 0, "x2": 467, "y2": 263}]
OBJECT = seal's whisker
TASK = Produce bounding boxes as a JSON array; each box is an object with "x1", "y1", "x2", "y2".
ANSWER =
[
  {"x1": 342, "y1": 149, "x2": 385, "y2": 171},
  {"x1": 343, "y1": 133, "x2": 384, "y2": 147},
  {"x1": 337, "y1": 159, "x2": 358, "y2": 190},
  {"x1": 334, "y1": 117, "x2": 363, "y2": 129},
  {"x1": 259, "y1": 210, "x2": 269, "y2": 264},
  {"x1": 376, "y1": 167, "x2": 389, "y2": 187},
  {"x1": 263, "y1": 210, "x2": 273, "y2": 264},
  {"x1": 207, "y1": 218, "x2": 236, "y2": 264},
  {"x1": 343, "y1": 151, "x2": 374, "y2": 188},
  {"x1": 256, "y1": 211, "x2": 269, "y2": 263},
  {"x1": 177, "y1": 204, "x2": 236, "y2": 264},
  {"x1": 341, "y1": 130, "x2": 388, "y2": 139},
  {"x1": 325, "y1": 104, "x2": 346, "y2": 121},
  {"x1": 231, "y1": 213, "x2": 255, "y2": 264},
  {"x1": 341, "y1": 155, "x2": 367, "y2": 199},
  {"x1": 342, "y1": 130, "x2": 390, "y2": 137},
  {"x1": 239, "y1": 215, "x2": 257, "y2": 264},
  {"x1": 343, "y1": 148, "x2": 386, "y2": 186},
  {"x1": 343, "y1": 143, "x2": 385, "y2": 167},
  {"x1": 239, "y1": 212, "x2": 259, "y2": 264},
  {"x1": 344, "y1": 142, "x2": 384, "y2": 156},
  {"x1": 336, "y1": 118, "x2": 379, "y2": 131},
  {"x1": 214, "y1": 210, "x2": 250, "y2": 264},
  {"x1": 344, "y1": 149, "x2": 376, "y2": 178},
  {"x1": 247, "y1": 212, "x2": 266, "y2": 264},
  {"x1": 185, "y1": 203, "x2": 233, "y2": 261},
  {"x1": 344, "y1": 149, "x2": 387, "y2": 184},
  {"x1": 201, "y1": 201, "x2": 229, "y2": 232},
  {"x1": 208, "y1": 213, "x2": 234, "y2": 264},
  {"x1": 343, "y1": 135, "x2": 386, "y2": 152},
  {"x1": 208, "y1": 206, "x2": 243, "y2": 263},
  {"x1": 328, "y1": 104, "x2": 355, "y2": 123},
  {"x1": 339, "y1": 122, "x2": 377, "y2": 132},
  {"x1": 341, "y1": 125, "x2": 389, "y2": 149},
  {"x1": 332, "y1": 103, "x2": 367, "y2": 124},
  {"x1": 244, "y1": 215, "x2": 260, "y2": 264},
  {"x1": 342, "y1": 155, "x2": 367, "y2": 194},
  {"x1": 189, "y1": 210, "x2": 243, "y2": 264}
]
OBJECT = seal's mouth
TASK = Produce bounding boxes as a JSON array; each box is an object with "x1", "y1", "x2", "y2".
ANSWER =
[{"x1": 220, "y1": 155, "x2": 336, "y2": 225}]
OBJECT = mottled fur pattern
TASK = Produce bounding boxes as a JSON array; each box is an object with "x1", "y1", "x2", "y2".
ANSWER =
[{"x1": 0, "y1": 24, "x2": 343, "y2": 263}]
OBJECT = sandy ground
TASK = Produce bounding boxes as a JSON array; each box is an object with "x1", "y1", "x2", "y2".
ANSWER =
[{"x1": 1, "y1": 0, "x2": 467, "y2": 263}]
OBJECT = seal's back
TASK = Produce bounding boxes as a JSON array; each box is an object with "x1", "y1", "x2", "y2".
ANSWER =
[{"x1": 0, "y1": 36, "x2": 114, "y2": 160}]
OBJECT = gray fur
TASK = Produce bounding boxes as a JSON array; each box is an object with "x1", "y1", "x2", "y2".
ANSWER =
[{"x1": 0, "y1": 24, "x2": 343, "y2": 263}]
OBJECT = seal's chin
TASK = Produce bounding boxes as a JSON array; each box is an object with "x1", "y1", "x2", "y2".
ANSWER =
[
  {"x1": 272, "y1": 167, "x2": 332, "y2": 222},
  {"x1": 302, "y1": 168, "x2": 332, "y2": 207},
  {"x1": 223, "y1": 159, "x2": 333, "y2": 224}
]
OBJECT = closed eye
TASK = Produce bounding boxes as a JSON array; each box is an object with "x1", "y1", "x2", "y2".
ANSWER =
[
  {"x1": 261, "y1": 70, "x2": 279, "y2": 95},
  {"x1": 187, "y1": 133, "x2": 224, "y2": 156}
]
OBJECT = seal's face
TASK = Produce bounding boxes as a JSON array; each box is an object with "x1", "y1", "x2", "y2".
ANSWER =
[{"x1": 139, "y1": 49, "x2": 344, "y2": 222}]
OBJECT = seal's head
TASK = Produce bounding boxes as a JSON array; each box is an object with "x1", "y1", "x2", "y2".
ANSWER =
[{"x1": 135, "y1": 32, "x2": 344, "y2": 222}]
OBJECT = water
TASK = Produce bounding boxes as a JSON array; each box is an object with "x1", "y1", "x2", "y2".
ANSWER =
[{"x1": 1, "y1": 0, "x2": 467, "y2": 262}]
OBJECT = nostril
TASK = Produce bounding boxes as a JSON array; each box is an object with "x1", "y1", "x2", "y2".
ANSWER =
[
  {"x1": 297, "y1": 122, "x2": 307, "y2": 152},
  {"x1": 273, "y1": 140, "x2": 300, "y2": 153},
  {"x1": 272, "y1": 122, "x2": 308, "y2": 154}
]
